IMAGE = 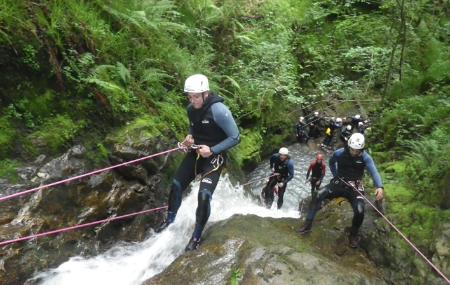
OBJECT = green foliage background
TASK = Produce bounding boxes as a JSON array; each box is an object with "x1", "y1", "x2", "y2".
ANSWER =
[{"x1": 0, "y1": 0, "x2": 449, "y2": 258}]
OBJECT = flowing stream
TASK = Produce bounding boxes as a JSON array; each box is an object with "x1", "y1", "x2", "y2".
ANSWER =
[{"x1": 31, "y1": 143, "x2": 331, "y2": 285}]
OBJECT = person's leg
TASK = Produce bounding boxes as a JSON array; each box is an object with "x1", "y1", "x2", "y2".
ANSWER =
[
  {"x1": 192, "y1": 166, "x2": 223, "y2": 240},
  {"x1": 262, "y1": 177, "x2": 277, "y2": 208},
  {"x1": 186, "y1": 155, "x2": 225, "y2": 251},
  {"x1": 277, "y1": 184, "x2": 287, "y2": 209},
  {"x1": 350, "y1": 196, "x2": 365, "y2": 235},
  {"x1": 299, "y1": 183, "x2": 342, "y2": 234},
  {"x1": 310, "y1": 178, "x2": 318, "y2": 201},
  {"x1": 156, "y1": 152, "x2": 196, "y2": 232},
  {"x1": 339, "y1": 186, "x2": 365, "y2": 248}
]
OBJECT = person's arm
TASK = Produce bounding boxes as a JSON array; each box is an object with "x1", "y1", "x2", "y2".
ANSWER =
[
  {"x1": 270, "y1": 154, "x2": 277, "y2": 171},
  {"x1": 363, "y1": 152, "x2": 384, "y2": 200},
  {"x1": 320, "y1": 163, "x2": 326, "y2": 180},
  {"x1": 362, "y1": 153, "x2": 383, "y2": 188},
  {"x1": 306, "y1": 163, "x2": 312, "y2": 179},
  {"x1": 210, "y1": 103, "x2": 240, "y2": 154},
  {"x1": 286, "y1": 160, "x2": 294, "y2": 182},
  {"x1": 329, "y1": 148, "x2": 344, "y2": 177}
]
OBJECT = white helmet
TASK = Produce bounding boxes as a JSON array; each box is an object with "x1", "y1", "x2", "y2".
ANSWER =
[
  {"x1": 279, "y1": 147, "x2": 289, "y2": 155},
  {"x1": 346, "y1": 125, "x2": 352, "y2": 130},
  {"x1": 354, "y1": 114, "x2": 361, "y2": 119},
  {"x1": 299, "y1": 116, "x2": 304, "y2": 121},
  {"x1": 348, "y1": 133, "x2": 365, "y2": 149},
  {"x1": 336, "y1": 117, "x2": 342, "y2": 123},
  {"x1": 358, "y1": 122, "x2": 364, "y2": 126},
  {"x1": 184, "y1": 74, "x2": 209, "y2": 93},
  {"x1": 314, "y1": 111, "x2": 319, "y2": 116}
]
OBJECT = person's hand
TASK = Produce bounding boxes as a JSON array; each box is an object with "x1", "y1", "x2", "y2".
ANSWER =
[
  {"x1": 375, "y1": 188, "x2": 384, "y2": 200},
  {"x1": 197, "y1": 145, "x2": 213, "y2": 158},
  {"x1": 316, "y1": 180, "x2": 321, "y2": 186},
  {"x1": 182, "y1": 134, "x2": 194, "y2": 148},
  {"x1": 277, "y1": 182, "x2": 284, "y2": 188}
]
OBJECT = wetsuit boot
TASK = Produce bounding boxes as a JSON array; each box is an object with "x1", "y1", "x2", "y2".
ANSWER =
[
  {"x1": 349, "y1": 227, "x2": 361, "y2": 248},
  {"x1": 298, "y1": 220, "x2": 313, "y2": 235},
  {"x1": 185, "y1": 236, "x2": 201, "y2": 251},
  {"x1": 155, "y1": 211, "x2": 175, "y2": 233}
]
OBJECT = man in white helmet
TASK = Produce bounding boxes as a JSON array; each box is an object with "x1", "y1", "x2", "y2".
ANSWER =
[
  {"x1": 308, "y1": 111, "x2": 323, "y2": 139},
  {"x1": 340, "y1": 124, "x2": 353, "y2": 144},
  {"x1": 262, "y1": 147, "x2": 295, "y2": 209},
  {"x1": 351, "y1": 114, "x2": 363, "y2": 129},
  {"x1": 156, "y1": 74, "x2": 240, "y2": 251},
  {"x1": 295, "y1": 116, "x2": 309, "y2": 143},
  {"x1": 357, "y1": 121, "x2": 366, "y2": 135},
  {"x1": 299, "y1": 133, "x2": 384, "y2": 248}
]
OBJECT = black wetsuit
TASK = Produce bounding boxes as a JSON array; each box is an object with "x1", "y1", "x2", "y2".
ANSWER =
[
  {"x1": 166, "y1": 93, "x2": 240, "y2": 240},
  {"x1": 262, "y1": 154, "x2": 294, "y2": 209},
  {"x1": 306, "y1": 160, "x2": 326, "y2": 200},
  {"x1": 296, "y1": 122, "x2": 309, "y2": 143},
  {"x1": 305, "y1": 147, "x2": 383, "y2": 235}
]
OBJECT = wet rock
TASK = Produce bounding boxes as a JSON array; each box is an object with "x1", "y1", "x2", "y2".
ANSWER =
[
  {"x1": 17, "y1": 166, "x2": 38, "y2": 181},
  {"x1": 34, "y1": 154, "x2": 46, "y2": 165},
  {"x1": 32, "y1": 145, "x2": 87, "y2": 184},
  {"x1": 0, "y1": 140, "x2": 172, "y2": 285},
  {"x1": 145, "y1": 215, "x2": 387, "y2": 285}
]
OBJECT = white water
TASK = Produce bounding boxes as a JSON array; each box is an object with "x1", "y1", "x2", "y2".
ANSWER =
[{"x1": 32, "y1": 143, "x2": 330, "y2": 285}]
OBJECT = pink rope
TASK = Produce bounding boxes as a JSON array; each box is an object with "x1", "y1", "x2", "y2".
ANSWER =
[
  {"x1": 0, "y1": 205, "x2": 168, "y2": 247},
  {"x1": 0, "y1": 147, "x2": 180, "y2": 203},
  {"x1": 338, "y1": 178, "x2": 450, "y2": 284}
]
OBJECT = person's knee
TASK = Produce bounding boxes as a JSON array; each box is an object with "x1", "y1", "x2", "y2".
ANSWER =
[
  {"x1": 356, "y1": 200, "x2": 365, "y2": 216},
  {"x1": 198, "y1": 189, "x2": 212, "y2": 204},
  {"x1": 196, "y1": 189, "x2": 212, "y2": 225}
]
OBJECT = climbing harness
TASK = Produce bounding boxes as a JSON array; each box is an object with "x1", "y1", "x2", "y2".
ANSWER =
[{"x1": 194, "y1": 152, "x2": 224, "y2": 179}]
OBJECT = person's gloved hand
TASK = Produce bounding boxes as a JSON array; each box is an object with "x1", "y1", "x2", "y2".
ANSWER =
[{"x1": 277, "y1": 182, "x2": 284, "y2": 188}]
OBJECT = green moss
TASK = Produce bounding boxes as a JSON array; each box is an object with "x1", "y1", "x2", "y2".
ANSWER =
[
  {"x1": 389, "y1": 199, "x2": 449, "y2": 246},
  {"x1": 385, "y1": 183, "x2": 414, "y2": 203},
  {"x1": 107, "y1": 114, "x2": 165, "y2": 145},
  {"x1": 27, "y1": 115, "x2": 86, "y2": 154},
  {"x1": 0, "y1": 117, "x2": 17, "y2": 159},
  {"x1": 0, "y1": 159, "x2": 20, "y2": 183},
  {"x1": 155, "y1": 97, "x2": 189, "y2": 141},
  {"x1": 230, "y1": 268, "x2": 243, "y2": 285},
  {"x1": 231, "y1": 129, "x2": 263, "y2": 169},
  {"x1": 24, "y1": 90, "x2": 57, "y2": 120}
]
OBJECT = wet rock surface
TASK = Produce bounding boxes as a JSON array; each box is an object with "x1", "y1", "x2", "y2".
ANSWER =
[
  {"x1": 145, "y1": 213, "x2": 387, "y2": 285},
  {"x1": 145, "y1": 196, "x2": 449, "y2": 285},
  {"x1": 0, "y1": 140, "x2": 175, "y2": 285}
]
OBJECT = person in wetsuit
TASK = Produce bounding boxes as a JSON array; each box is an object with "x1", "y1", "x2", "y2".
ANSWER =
[
  {"x1": 298, "y1": 133, "x2": 384, "y2": 248},
  {"x1": 296, "y1": 116, "x2": 309, "y2": 143},
  {"x1": 306, "y1": 153, "x2": 326, "y2": 201},
  {"x1": 156, "y1": 74, "x2": 240, "y2": 251},
  {"x1": 262, "y1": 147, "x2": 294, "y2": 209}
]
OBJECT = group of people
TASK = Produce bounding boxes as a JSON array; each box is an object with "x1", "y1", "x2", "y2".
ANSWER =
[
  {"x1": 156, "y1": 74, "x2": 383, "y2": 252},
  {"x1": 296, "y1": 112, "x2": 370, "y2": 150}
]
